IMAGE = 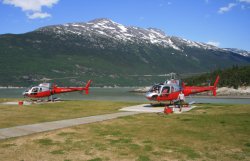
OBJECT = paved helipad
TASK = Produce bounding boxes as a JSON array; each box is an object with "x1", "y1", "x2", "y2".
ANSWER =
[
  {"x1": 119, "y1": 104, "x2": 196, "y2": 114},
  {"x1": 119, "y1": 104, "x2": 164, "y2": 113}
]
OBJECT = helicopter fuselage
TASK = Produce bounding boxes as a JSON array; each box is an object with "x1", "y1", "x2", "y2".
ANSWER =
[
  {"x1": 23, "y1": 80, "x2": 92, "y2": 98},
  {"x1": 145, "y1": 76, "x2": 220, "y2": 102}
]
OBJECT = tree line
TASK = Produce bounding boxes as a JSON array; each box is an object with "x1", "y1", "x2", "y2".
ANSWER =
[{"x1": 184, "y1": 65, "x2": 250, "y2": 89}]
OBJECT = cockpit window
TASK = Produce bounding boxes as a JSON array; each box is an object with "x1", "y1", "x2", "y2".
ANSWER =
[
  {"x1": 150, "y1": 85, "x2": 160, "y2": 93},
  {"x1": 31, "y1": 87, "x2": 38, "y2": 93}
]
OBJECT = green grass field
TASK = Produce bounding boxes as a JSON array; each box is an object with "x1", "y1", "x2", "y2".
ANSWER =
[
  {"x1": 0, "y1": 102, "x2": 250, "y2": 160},
  {"x1": 0, "y1": 99, "x2": 140, "y2": 128}
]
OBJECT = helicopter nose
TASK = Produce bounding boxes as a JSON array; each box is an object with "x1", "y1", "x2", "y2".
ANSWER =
[
  {"x1": 145, "y1": 92, "x2": 151, "y2": 98},
  {"x1": 145, "y1": 92, "x2": 152, "y2": 99},
  {"x1": 145, "y1": 92, "x2": 157, "y2": 100},
  {"x1": 22, "y1": 92, "x2": 28, "y2": 97}
]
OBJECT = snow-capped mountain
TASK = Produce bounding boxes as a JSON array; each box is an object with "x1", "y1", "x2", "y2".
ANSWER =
[
  {"x1": 0, "y1": 18, "x2": 249, "y2": 86},
  {"x1": 36, "y1": 18, "x2": 229, "y2": 53},
  {"x1": 35, "y1": 18, "x2": 250, "y2": 57},
  {"x1": 36, "y1": 18, "x2": 179, "y2": 50},
  {"x1": 223, "y1": 48, "x2": 250, "y2": 57},
  {"x1": 170, "y1": 36, "x2": 221, "y2": 51}
]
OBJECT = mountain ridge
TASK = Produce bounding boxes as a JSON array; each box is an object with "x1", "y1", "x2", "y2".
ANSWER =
[
  {"x1": 34, "y1": 18, "x2": 250, "y2": 55},
  {"x1": 0, "y1": 18, "x2": 249, "y2": 86}
]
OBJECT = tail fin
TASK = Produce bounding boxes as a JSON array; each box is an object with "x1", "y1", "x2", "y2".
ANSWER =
[
  {"x1": 213, "y1": 76, "x2": 220, "y2": 96},
  {"x1": 84, "y1": 80, "x2": 92, "y2": 95}
]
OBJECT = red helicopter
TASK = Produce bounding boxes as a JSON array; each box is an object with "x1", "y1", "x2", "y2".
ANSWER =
[
  {"x1": 23, "y1": 80, "x2": 92, "y2": 99},
  {"x1": 145, "y1": 73, "x2": 220, "y2": 103}
]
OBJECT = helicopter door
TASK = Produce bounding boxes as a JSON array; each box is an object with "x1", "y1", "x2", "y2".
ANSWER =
[
  {"x1": 31, "y1": 87, "x2": 39, "y2": 95},
  {"x1": 161, "y1": 86, "x2": 170, "y2": 96}
]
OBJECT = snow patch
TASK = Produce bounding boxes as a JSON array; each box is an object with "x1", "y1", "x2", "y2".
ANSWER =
[{"x1": 117, "y1": 24, "x2": 127, "y2": 32}]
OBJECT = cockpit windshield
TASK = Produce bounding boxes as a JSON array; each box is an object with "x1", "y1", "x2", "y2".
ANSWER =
[
  {"x1": 31, "y1": 87, "x2": 39, "y2": 93},
  {"x1": 149, "y1": 85, "x2": 161, "y2": 93}
]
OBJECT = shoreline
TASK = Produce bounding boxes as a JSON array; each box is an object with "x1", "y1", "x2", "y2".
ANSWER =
[{"x1": 1, "y1": 87, "x2": 250, "y2": 99}]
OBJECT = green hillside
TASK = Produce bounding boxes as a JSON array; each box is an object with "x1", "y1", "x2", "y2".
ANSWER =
[
  {"x1": 184, "y1": 65, "x2": 250, "y2": 89},
  {"x1": 0, "y1": 30, "x2": 249, "y2": 87}
]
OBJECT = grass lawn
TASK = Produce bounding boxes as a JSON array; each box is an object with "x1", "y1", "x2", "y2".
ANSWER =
[
  {"x1": 0, "y1": 103, "x2": 249, "y2": 160},
  {"x1": 0, "y1": 99, "x2": 140, "y2": 128}
]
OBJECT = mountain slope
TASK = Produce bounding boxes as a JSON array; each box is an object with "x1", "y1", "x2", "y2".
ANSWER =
[
  {"x1": 0, "y1": 18, "x2": 249, "y2": 86},
  {"x1": 184, "y1": 65, "x2": 250, "y2": 89}
]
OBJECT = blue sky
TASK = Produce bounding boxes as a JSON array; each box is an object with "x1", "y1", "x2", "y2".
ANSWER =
[{"x1": 1, "y1": 0, "x2": 250, "y2": 50}]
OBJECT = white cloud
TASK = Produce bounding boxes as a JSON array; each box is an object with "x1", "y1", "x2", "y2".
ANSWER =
[
  {"x1": 239, "y1": 0, "x2": 250, "y2": 4},
  {"x1": 27, "y1": 12, "x2": 51, "y2": 19},
  {"x1": 239, "y1": 0, "x2": 250, "y2": 10},
  {"x1": 2, "y1": 0, "x2": 59, "y2": 19},
  {"x1": 207, "y1": 41, "x2": 220, "y2": 47},
  {"x1": 3, "y1": 0, "x2": 59, "y2": 11},
  {"x1": 218, "y1": 3, "x2": 237, "y2": 14}
]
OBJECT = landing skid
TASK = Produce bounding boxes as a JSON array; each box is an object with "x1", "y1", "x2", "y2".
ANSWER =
[
  {"x1": 28, "y1": 97, "x2": 61, "y2": 103},
  {"x1": 47, "y1": 96, "x2": 61, "y2": 102}
]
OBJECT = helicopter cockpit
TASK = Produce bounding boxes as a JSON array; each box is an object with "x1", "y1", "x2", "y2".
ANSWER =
[
  {"x1": 145, "y1": 73, "x2": 184, "y2": 101},
  {"x1": 148, "y1": 84, "x2": 172, "y2": 96},
  {"x1": 23, "y1": 86, "x2": 48, "y2": 96},
  {"x1": 149, "y1": 84, "x2": 161, "y2": 94},
  {"x1": 31, "y1": 87, "x2": 39, "y2": 93},
  {"x1": 147, "y1": 82, "x2": 181, "y2": 96}
]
